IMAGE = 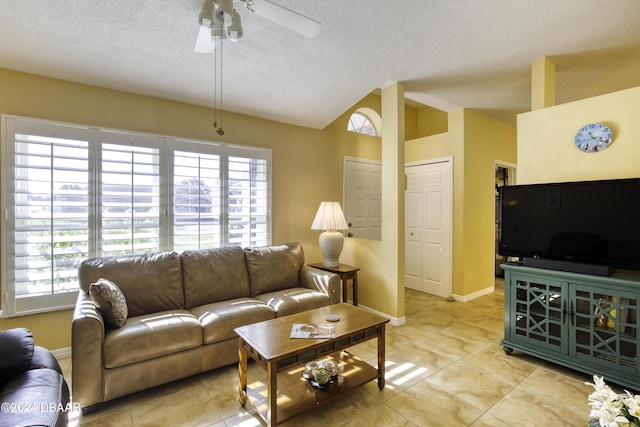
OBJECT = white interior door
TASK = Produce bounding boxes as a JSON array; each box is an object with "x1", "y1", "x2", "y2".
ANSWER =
[
  {"x1": 343, "y1": 157, "x2": 381, "y2": 239},
  {"x1": 405, "y1": 159, "x2": 453, "y2": 298}
]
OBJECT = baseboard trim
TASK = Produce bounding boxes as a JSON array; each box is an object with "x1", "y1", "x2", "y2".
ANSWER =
[
  {"x1": 452, "y1": 286, "x2": 495, "y2": 303},
  {"x1": 51, "y1": 347, "x2": 71, "y2": 360},
  {"x1": 356, "y1": 303, "x2": 406, "y2": 326}
]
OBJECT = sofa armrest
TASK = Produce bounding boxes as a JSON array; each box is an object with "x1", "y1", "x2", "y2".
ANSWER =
[
  {"x1": 71, "y1": 291, "x2": 105, "y2": 409},
  {"x1": 300, "y1": 266, "x2": 341, "y2": 305}
]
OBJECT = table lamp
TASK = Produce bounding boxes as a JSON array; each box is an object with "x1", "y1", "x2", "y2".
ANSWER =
[{"x1": 311, "y1": 201, "x2": 348, "y2": 267}]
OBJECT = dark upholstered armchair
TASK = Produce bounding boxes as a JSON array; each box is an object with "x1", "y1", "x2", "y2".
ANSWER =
[{"x1": 0, "y1": 328, "x2": 70, "y2": 427}]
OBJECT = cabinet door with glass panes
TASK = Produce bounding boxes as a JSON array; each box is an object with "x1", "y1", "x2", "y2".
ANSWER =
[
  {"x1": 508, "y1": 274, "x2": 570, "y2": 354},
  {"x1": 572, "y1": 284, "x2": 638, "y2": 376}
]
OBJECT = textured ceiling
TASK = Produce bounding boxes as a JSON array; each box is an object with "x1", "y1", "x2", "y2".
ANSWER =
[{"x1": 1, "y1": 0, "x2": 640, "y2": 129}]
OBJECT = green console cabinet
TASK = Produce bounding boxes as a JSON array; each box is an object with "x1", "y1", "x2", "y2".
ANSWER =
[{"x1": 502, "y1": 263, "x2": 640, "y2": 391}]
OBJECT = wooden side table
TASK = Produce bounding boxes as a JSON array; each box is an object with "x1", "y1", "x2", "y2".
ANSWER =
[{"x1": 309, "y1": 263, "x2": 360, "y2": 306}]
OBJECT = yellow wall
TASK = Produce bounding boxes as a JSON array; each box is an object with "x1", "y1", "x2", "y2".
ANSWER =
[
  {"x1": 326, "y1": 92, "x2": 440, "y2": 163},
  {"x1": 0, "y1": 68, "x2": 341, "y2": 349},
  {"x1": 416, "y1": 105, "x2": 449, "y2": 137},
  {"x1": 531, "y1": 57, "x2": 556, "y2": 110},
  {"x1": 328, "y1": 92, "x2": 383, "y2": 162},
  {"x1": 518, "y1": 85, "x2": 640, "y2": 184},
  {"x1": 0, "y1": 310, "x2": 73, "y2": 353},
  {"x1": 327, "y1": 89, "x2": 408, "y2": 320},
  {"x1": 461, "y1": 110, "x2": 516, "y2": 296},
  {"x1": 378, "y1": 83, "x2": 405, "y2": 319},
  {"x1": 405, "y1": 132, "x2": 452, "y2": 162},
  {"x1": 326, "y1": 93, "x2": 447, "y2": 164},
  {"x1": 1, "y1": 66, "x2": 518, "y2": 349},
  {"x1": 405, "y1": 109, "x2": 516, "y2": 298},
  {"x1": 325, "y1": 95, "x2": 386, "y2": 314}
]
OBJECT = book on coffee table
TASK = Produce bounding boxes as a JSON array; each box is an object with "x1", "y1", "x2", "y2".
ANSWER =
[{"x1": 290, "y1": 323, "x2": 336, "y2": 339}]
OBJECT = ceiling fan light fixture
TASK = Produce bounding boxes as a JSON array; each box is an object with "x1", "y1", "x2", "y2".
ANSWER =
[
  {"x1": 212, "y1": 15, "x2": 227, "y2": 41},
  {"x1": 195, "y1": 25, "x2": 216, "y2": 53},
  {"x1": 198, "y1": 0, "x2": 214, "y2": 28},
  {"x1": 195, "y1": 0, "x2": 321, "y2": 54},
  {"x1": 216, "y1": 0, "x2": 235, "y2": 27},
  {"x1": 228, "y1": 10, "x2": 243, "y2": 41}
]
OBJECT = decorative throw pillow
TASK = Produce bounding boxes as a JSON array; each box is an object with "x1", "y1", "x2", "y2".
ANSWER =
[
  {"x1": 0, "y1": 328, "x2": 34, "y2": 381},
  {"x1": 89, "y1": 278, "x2": 128, "y2": 328}
]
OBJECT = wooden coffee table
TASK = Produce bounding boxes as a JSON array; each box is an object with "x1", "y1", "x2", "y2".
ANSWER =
[{"x1": 234, "y1": 303, "x2": 389, "y2": 426}]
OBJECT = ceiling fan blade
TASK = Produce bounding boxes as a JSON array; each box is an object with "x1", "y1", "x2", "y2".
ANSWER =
[
  {"x1": 195, "y1": 25, "x2": 215, "y2": 53},
  {"x1": 250, "y1": 0, "x2": 321, "y2": 38}
]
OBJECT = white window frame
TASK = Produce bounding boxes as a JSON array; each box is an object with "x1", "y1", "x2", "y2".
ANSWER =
[
  {"x1": 97, "y1": 130, "x2": 165, "y2": 257},
  {"x1": 347, "y1": 107, "x2": 382, "y2": 136},
  {"x1": 1, "y1": 115, "x2": 272, "y2": 317},
  {"x1": 166, "y1": 138, "x2": 272, "y2": 251}
]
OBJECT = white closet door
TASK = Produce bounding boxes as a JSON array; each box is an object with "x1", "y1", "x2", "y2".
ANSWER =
[{"x1": 405, "y1": 159, "x2": 452, "y2": 298}]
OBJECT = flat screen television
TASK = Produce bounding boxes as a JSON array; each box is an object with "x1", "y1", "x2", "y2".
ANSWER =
[{"x1": 498, "y1": 178, "x2": 640, "y2": 275}]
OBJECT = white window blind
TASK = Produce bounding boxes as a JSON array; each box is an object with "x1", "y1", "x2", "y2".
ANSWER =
[
  {"x1": 172, "y1": 149, "x2": 221, "y2": 251},
  {"x1": 99, "y1": 132, "x2": 162, "y2": 256},
  {"x1": 168, "y1": 140, "x2": 271, "y2": 250},
  {"x1": 2, "y1": 116, "x2": 271, "y2": 317},
  {"x1": 228, "y1": 155, "x2": 269, "y2": 246},
  {"x1": 3, "y1": 118, "x2": 91, "y2": 315}
]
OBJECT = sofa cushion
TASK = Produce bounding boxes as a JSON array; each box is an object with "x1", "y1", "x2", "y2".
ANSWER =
[
  {"x1": 245, "y1": 242, "x2": 304, "y2": 297},
  {"x1": 190, "y1": 299, "x2": 275, "y2": 344},
  {"x1": 103, "y1": 310, "x2": 202, "y2": 368},
  {"x1": 0, "y1": 328, "x2": 35, "y2": 382},
  {"x1": 181, "y1": 246, "x2": 251, "y2": 308},
  {"x1": 255, "y1": 288, "x2": 331, "y2": 317},
  {"x1": 89, "y1": 278, "x2": 128, "y2": 328},
  {"x1": 79, "y1": 251, "x2": 184, "y2": 317}
]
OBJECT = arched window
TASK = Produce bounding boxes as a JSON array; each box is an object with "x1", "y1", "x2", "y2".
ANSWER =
[{"x1": 347, "y1": 108, "x2": 381, "y2": 136}]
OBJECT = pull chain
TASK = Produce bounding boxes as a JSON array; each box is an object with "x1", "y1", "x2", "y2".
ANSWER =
[{"x1": 213, "y1": 39, "x2": 224, "y2": 136}]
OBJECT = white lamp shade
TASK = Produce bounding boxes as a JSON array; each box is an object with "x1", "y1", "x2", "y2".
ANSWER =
[
  {"x1": 311, "y1": 202, "x2": 348, "y2": 231},
  {"x1": 311, "y1": 202, "x2": 348, "y2": 267}
]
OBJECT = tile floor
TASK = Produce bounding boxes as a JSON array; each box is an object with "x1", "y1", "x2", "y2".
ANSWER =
[{"x1": 59, "y1": 280, "x2": 599, "y2": 426}]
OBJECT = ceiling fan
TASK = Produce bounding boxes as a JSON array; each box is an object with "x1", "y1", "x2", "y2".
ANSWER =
[{"x1": 195, "y1": 0, "x2": 321, "y2": 53}]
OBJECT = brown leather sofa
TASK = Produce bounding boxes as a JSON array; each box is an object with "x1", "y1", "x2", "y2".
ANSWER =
[{"x1": 72, "y1": 242, "x2": 339, "y2": 413}]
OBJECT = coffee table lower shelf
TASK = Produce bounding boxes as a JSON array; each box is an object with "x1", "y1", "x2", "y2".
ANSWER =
[{"x1": 244, "y1": 350, "x2": 377, "y2": 424}]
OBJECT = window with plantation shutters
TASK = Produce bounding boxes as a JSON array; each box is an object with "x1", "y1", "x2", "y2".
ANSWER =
[
  {"x1": 167, "y1": 140, "x2": 270, "y2": 251},
  {"x1": 172, "y1": 147, "x2": 221, "y2": 251},
  {"x1": 99, "y1": 133, "x2": 162, "y2": 256},
  {"x1": 2, "y1": 117, "x2": 91, "y2": 315},
  {"x1": 2, "y1": 116, "x2": 271, "y2": 317},
  {"x1": 228, "y1": 155, "x2": 269, "y2": 247}
]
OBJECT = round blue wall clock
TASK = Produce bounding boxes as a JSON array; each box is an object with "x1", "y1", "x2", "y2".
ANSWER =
[{"x1": 574, "y1": 123, "x2": 613, "y2": 153}]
